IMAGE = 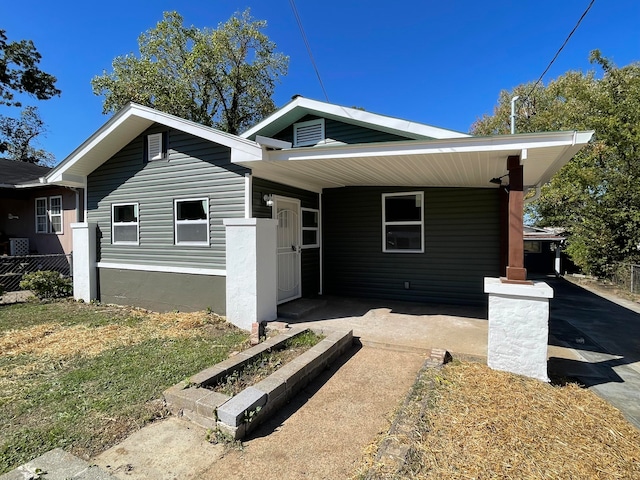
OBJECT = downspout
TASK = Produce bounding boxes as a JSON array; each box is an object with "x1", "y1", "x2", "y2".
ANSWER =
[
  {"x1": 524, "y1": 185, "x2": 541, "y2": 205},
  {"x1": 318, "y1": 191, "x2": 323, "y2": 296},
  {"x1": 510, "y1": 96, "x2": 520, "y2": 135}
]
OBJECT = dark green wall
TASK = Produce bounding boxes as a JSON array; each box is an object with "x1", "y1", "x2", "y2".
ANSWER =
[
  {"x1": 88, "y1": 125, "x2": 248, "y2": 270},
  {"x1": 322, "y1": 187, "x2": 501, "y2": 305},
  {"x1": 98, "y1": 268, "x2": 226, "y2": 314},
  {"x1": 253, "y1": 177, "x2": 320, "y2": 297},
  {"x1": 272, "y1": 115, "x2": 414, "y2": 145}
]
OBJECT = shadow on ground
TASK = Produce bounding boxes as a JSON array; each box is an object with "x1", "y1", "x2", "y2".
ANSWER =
[{"x1": 245, "y1": 343, "x2": 362, "y2": 441}]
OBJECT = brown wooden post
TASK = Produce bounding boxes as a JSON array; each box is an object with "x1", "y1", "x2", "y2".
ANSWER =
[
  {"x1": 499, "y1": 185, "x2": 509, "y2": 277},
  {"x1": 504, "y1": 155, "x2": 529, "y2": 283}
]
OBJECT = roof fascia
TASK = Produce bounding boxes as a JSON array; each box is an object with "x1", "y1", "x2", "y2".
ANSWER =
[
  {"x1": 241, "y1": 97, "x2": 471, "y2": 140},
  {"x1": 244, "y1": 130, "x2": 594, "y2": 163},
  {"x1": 46, "y1": 103, "x2": 261, "y2": 184}
]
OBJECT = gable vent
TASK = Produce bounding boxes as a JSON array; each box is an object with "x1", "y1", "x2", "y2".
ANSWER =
[
  {"x1": 147, "y1": 133, "x2": 163, "y2": 161},
  {"x1": 294, "y1": 119, "x2": 325, "y2": 147}
]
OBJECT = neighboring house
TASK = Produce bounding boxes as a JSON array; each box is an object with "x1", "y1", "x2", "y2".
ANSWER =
[
  {"x1": 524, "y1": 226, "x2": 571, "y2": 276},
  {"x1": 0, "y1": 158, "x2": 80, "y2": 256},
  {"x1": 44, "y1": 97, "x2": 593, "y2": 325}
]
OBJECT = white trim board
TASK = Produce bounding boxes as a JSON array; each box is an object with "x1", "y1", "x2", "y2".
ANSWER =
[{"x1": 96, "y1": 262, "x2": 226, "y2": 277}]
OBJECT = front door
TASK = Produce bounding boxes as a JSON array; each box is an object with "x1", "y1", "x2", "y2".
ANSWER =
[{"x1": 273, "y1": 196, "x2": 301, "y2": 304}]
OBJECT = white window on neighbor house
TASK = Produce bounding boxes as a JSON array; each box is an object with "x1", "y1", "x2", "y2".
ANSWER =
[
  {"x1": 174, "y1": 198, "x2": 209, "y2": 246},
  {"x1": 35, "y1": 195, "x2": 63, "y2": 234},
  {"x1": 293, "y1": 119, "x2": 325, "y2": 147},
  {"x1": 112, "y1": 203, "x2": 139, "y2": 245},
  {"x1": 147, "y1": 132, "x2": 166, "y2": 161},
  {"x1": 49, "y1": 196, "x2": 63, "y2": 234},
  {"x1": 382, "y1": 192, "x2": 424, "y2": 253},
  {"x1": 301, "y1": 208, "x2": 320, "y2": 248},
  {"x1": 35, "y1": 197, "x2": 48, "y2": 233}
]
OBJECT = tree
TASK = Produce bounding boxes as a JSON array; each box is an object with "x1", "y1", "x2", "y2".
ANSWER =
[
  {"x1": 472, "y1": 52, "x2": 640, "y2": 276},
  {"x1": 0, "y1": 29, "x2": 61, "y2": 107},
  {"x1": 0, "y1": 106, "x2": 54, "y2": 165},
  {"x1": 92, "y1": 10, "x2": 288, "y2": 135}
]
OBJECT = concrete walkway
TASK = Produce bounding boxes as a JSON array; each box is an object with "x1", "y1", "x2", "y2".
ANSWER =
[{"x1": 92, "y1": 345, "x2": 424, "y2": 480}]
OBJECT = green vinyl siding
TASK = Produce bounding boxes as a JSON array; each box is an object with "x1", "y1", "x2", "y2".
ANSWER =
[
  {"x1": 272, "y1": 115, "x2": 414, "y2": 145},
  {"x1": 252, "y1": 177, "x2": 319, "y2": 217},
  {"x1": 322, "y1": 187, "x2": 500, "y2": 305},
  {"x1": 252, "y1": 177, "x2": 320, "y2": 297},
  {"x1": 87, "y1": 125, "x2": 249, "y2": 270}
]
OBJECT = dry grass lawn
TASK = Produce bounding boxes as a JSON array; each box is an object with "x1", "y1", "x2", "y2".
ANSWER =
[
  {"x1": 359, "y1": 361, "x2": 640, "y2": 479},
  {"x1": 0, "y1": 300, "x2": 248, "y2": 474}
]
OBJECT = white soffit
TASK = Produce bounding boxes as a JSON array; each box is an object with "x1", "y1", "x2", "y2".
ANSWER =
[{"x1": 236, "y1": 131, "x2": 594, "y2": 193}]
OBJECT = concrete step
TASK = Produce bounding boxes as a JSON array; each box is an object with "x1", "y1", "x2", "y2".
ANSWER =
[
  {"x1": 1, "y1": 449, "x2": 118, "y2": 480},
  {"x1": 277, "y1": 298, "x2": 327, "y2": 320}
]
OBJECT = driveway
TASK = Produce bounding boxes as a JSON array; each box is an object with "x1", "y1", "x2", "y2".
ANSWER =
[{"x1": 546, "y1": 277, "x2": 640, "y2": 429}]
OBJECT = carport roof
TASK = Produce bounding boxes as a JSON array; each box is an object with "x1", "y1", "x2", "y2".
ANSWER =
[{"x1": 238, "y1": 130, "x2": 594, "y2": 193}]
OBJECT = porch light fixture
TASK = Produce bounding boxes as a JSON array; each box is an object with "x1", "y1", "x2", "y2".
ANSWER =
[
  {"x1": 8, "y1": 213, "x2": 19, "y2": 220},
  {"x1": 489, "y1": 174, "x2": 509, "y2": 185},
  {"x1": 263, "y1": 194, "x2": 274, "y2": 207}
]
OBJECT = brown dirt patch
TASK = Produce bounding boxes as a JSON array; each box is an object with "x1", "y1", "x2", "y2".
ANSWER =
[{"x1": 0, "y1": 310, "x2": 231, "y2": 360}]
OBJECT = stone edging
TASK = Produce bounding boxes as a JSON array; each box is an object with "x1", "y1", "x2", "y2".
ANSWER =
[
  {"x1": 364, "y1": 348, "x2": 452, "y2": 478},
  {"x1": 163, "y1": 326, "x2": 353, "y2": 439}
]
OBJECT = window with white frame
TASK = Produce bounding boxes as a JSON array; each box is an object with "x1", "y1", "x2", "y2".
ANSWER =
[
  {"x1": 382, "y1": 192, "x2": 424, "y2": 253},
  {"x1": 175, "y1": 198, "x2": 209, "y2": 245},
  {"x1": 146, "y1": 132, "x2": 166, "y2": 161},
  {"x1": 301, "y1": 208, "x2": 319, "y2": 248},
  {"x1": 49, "y1": 196, "x2": 63, "y2": 234},
  {"x1": 35, "y1": 197, "x2": 48, "y2": 233},
  {"x1": 35, "y1": 195, "x2": 63, "y2": 234},
  {"x1": 112, "y1": 203, "x2": 139, "y2": 244},
  {"x1": 293, "y1": 119, "x2": 325, "y2": 147}
]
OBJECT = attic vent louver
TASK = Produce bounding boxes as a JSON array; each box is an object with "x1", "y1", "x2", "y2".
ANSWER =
[
  {"x1": 147, "y1": 133, "x2": 163, "y2": 161},
  {"x1": 293, "y1": 119, "x2": 325, "y2": 147}
]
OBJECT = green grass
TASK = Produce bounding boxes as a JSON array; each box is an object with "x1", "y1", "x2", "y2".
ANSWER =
[{"x1": 0, "y1": 301, "x2": 248, "y2": 474}]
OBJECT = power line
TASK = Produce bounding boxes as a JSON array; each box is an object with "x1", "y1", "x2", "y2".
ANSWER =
[
  {"x1": 288, "y1": 0, "x2": 329, "y2": 102},
  {"x1": 524, "y1": 0, "x2": 596, "y2": 101}
]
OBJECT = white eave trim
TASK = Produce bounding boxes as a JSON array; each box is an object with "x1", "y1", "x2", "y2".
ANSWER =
[
  {"x1": 96, "y1": 262, "x2": 226, "y2": 277},
  {"x1": 46, "y1": 103, "x2": 262, "y2": 183},
  {"x1": 241, "y1": 97, "x2": 471, "y2": 140},
  {"x1": 240, "y1": 130, "x2": 594, "y2": 164},
  {"x1": 255, "y1": 135, "x2": 292, "y2": 150}
]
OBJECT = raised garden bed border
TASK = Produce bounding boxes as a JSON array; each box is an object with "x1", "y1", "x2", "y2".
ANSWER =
[{"x1": 163, "y1": 326, "x2": 353, "y2": 439}]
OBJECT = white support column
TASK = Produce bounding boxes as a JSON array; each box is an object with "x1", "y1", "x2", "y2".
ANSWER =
[
  {"x1": 484, "y1": 278, "x2": 554, "y2": 382},
  {"x1": 71, "y1": 222, "x2": 97, "y2": 302},
  {"x1": 224, "y1": 218, "x2": 277, "y2": 331},
  {"x1": 555, "y1": 245, "x2": 562, "y2": 276}
]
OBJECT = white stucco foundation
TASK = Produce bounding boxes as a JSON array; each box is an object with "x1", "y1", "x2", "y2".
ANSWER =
[
  {"x1": 484, "y1": 277, "x2": 554, "y2": 382},
  {"x1": 224, "y1": 218, "x2": 278, "y2": 331},
  {"x1": 71, "y1": 222, "x2": 97, "y2": 302}
]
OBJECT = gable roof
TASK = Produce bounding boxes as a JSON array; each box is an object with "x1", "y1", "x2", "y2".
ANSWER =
[
  {"x1": 524, "y1": 226, "x2": 566, "y2": 241},
  {"x1": 0, "y1": 158, "x2": 51, "y2": 188},
  {"x1": 45, "y1": 103, "x2": 262, "y2": 187},
  {"x1": 241, "y1": 96, "x2": 471, "y2": 141}
]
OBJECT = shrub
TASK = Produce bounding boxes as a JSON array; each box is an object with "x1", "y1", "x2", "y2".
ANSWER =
[{"x1": 19, "y1": 271, "x2": 72, "y2": 300}]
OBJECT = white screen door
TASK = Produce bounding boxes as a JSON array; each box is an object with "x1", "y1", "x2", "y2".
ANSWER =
[{"x1": 274, "y1": 197, "x2": 301, "y2": 304}]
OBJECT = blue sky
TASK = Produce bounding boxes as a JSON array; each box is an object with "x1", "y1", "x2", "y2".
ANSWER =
[{"x1": 3, "y1": 0, "x2": 639, "y2": 164}]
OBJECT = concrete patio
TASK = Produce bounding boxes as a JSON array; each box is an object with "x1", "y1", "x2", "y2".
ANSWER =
[{"x1": 279, "y1": 276, "x2": 640, "y2": 430}]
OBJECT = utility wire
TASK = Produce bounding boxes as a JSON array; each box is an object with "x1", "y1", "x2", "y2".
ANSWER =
[
  {"x1": 524, "y1": 0, "x2": 596, "y2": 101},
  {"x1": 289, "y1": 0, "x2": 329, "y2": 102}
]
